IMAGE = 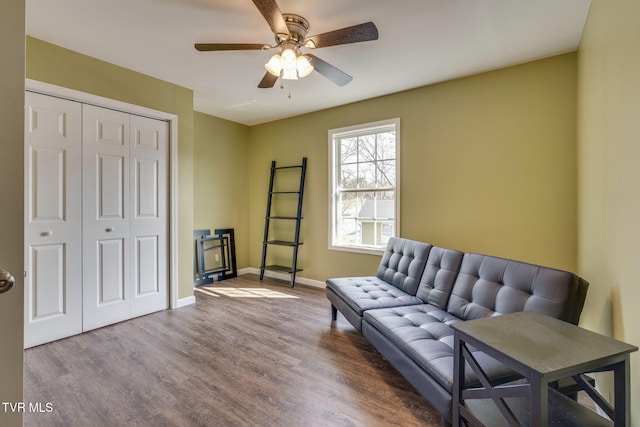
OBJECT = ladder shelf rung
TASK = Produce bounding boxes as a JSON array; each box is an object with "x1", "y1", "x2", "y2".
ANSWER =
[
  {"x1": 273, "y1": 165, "x2": 303, "y2": 170},
  {"x1": 268, "y1": 216, "x2": 302, "y2": 220},
  {"x1": 265, "y1": 240, "x2": 303, "y2": 246},
  {"x1": 264, "y1": 265, "x2": 303, "y2": 274}
]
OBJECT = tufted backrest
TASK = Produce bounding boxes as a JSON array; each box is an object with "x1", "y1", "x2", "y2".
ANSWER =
[
  {"x1": 446, "y1": 253, "x2": 589, "y2": 325},
  {"x1": 376, "y1": 238, "x2": 433, "y2": 296},
  {"x1": 415, "y1": 246, "x2": 464, "y2": 309}
]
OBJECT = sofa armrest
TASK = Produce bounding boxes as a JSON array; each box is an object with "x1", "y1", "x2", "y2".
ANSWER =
[{"x1": 562, "y1": 276, "x2": 589, "y2": 325}]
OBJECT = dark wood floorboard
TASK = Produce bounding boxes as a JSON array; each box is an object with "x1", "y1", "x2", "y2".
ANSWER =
[{"x1": 24, "y1": 274, "x2": 441, "y2": 427}]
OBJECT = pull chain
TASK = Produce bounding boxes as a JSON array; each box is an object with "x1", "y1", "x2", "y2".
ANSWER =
[{"x1": 279, "y1": 80, "x2": 292, "y2": 99}]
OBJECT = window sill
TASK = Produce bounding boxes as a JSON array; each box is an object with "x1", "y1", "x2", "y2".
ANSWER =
[{"x1": 328, "y1": 244, "x2": 385, "y2": 256}]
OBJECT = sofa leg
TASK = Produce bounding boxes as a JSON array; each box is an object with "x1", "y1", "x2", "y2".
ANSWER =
[{"x1": 330, "y1": 304, "x2": 337, "y2": 321}]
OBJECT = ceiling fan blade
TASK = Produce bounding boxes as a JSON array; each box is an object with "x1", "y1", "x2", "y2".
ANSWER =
[
  {"x1": 305, "y1": 22, "x2": 378, "y2": 49},
  {"x1": 195, "y1": 43, "x2": 265, "y2": 51},
  {"x1": 252, "y1": 0, "x2": 290, "y2": 39},
  {"x1": 258, "y1": 72, "x2": 279, "y2": 88},
  {"x1": 307, "y1": 54, "x2": 352, "y2": 86}
]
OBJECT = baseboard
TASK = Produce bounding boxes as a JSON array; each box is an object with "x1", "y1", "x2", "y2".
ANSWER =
[
  {"x1": 236, "y1": 267, "x2": 255, "y2": 276},
  {"x1": 176, "y1": 295, "x2": 196, "y2": 308},
  {"x1": 240, "y1": 268, "x2": 325, "y2": 289}
]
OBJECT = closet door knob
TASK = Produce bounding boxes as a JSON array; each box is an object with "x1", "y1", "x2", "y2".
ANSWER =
[
  {"x1": 40, "y1": 230, "x2": 53, "y2": 237},
  {"x1": 0, "y1": 269, "x2": 16, "y2": 294},
  {"x1": 105, "y1": 227, "x2": 114, "y2": 232}
]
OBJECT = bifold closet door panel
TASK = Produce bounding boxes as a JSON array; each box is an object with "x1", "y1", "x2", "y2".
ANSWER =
[
  {"x1": 129, "y1": 114, "x2": 169, "y2": 317},
  {"x1": 24, "y1": 91, "x2": 83, "y2": 348},
  {"x1": 82, "y1": 104, "x2": 131, "y2": 332}
]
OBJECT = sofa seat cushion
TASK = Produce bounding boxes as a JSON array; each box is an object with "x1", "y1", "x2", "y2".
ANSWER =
[
  {"x1": 363, "y1": 305, "x2": 517, "y2": 392},
  {"x1": 326, "y1": 276, "x2": 424, "y2": 316}
]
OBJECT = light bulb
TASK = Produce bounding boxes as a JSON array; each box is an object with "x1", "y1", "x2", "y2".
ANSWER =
[
  {"x1": 281, "y1": 49, "x2": 297, "y2": 70},
  {"x1": 282, "y1": 67, "x2": 298, "y2": 80},
  {"x1": 265, "y1": 54, "x2": 283, "y2": 76},
  {"x1": 296, "y1": 55, "x2": 314, "y2": 78}
]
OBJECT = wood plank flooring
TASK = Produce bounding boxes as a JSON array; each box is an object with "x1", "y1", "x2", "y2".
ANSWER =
[{"x1": 24, "y1": 274, "x2": 441, "y2": 426}]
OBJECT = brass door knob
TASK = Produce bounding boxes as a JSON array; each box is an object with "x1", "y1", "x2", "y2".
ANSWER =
[{"x1": 0, "y1": 269, "x2": 15, "y2": 294}]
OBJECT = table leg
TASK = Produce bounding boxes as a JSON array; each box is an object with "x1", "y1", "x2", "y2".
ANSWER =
[
  {"x1": 613, "y1": 355, "x2": 630, "y2": 427},
  {"x1": 530, "y1": 375, "x2": 548, "y2": 426},
  {"x1": 452, "y1": 334, "x2": 463, "y2": 426}
]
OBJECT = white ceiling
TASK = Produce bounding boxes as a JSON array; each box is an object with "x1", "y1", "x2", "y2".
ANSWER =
[{"x1": 26, "y1": 0, "x2": 591, "y2": 126}]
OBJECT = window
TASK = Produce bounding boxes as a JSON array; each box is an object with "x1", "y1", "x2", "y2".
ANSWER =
[{"x1": 329, "y1": 118, "x2": 400, "y2": 254}]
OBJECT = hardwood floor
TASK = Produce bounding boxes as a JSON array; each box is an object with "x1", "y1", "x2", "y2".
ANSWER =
[{"x1": 24, "y1": 274, "x2": 441, "y2": 426}]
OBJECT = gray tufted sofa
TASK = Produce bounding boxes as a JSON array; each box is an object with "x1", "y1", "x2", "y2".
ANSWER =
[{"x1": 326, "y1": 237, "x2": 589, "y2": 426}]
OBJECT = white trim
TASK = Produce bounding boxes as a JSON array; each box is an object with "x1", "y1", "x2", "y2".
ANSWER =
[
  {"x1": 327, "y1": 245, "x2": 385, "y2": 257},
  {"x1": 25, "y1": 79, "x2": 176, "y2": 121},
  {"x1": 236, "y1": 267, "x2": 255, "y2": 276},
  {"x1": 169, "y1": 114, "x2": 180, "y2": 309},
  {"x1": 241, "y1": 268, "x2": 325, "y2": 289},
  {"x1": 328, "y1": 118, "x2": 399, "y2": 138},
  {"x1": 176, "y1": 296, "x2": 196, "y2": 308},
  {"x1": 25, "y1": 78, "x2": 180, "y2": 310}
]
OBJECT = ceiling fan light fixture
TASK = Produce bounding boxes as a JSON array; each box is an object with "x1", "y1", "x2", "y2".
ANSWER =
[
  {"x1": 265, "y1": 54, "x2": 283, "y2": 76},
  {"x1": 296, "y1": 55, "x2": 314, "y2": 78},
  {"x1": 195, "y1": 1, "x2": 379, "y2": 89},
  {"x1": 266, "y1": 49, "x2": 314, "y2": 80}
]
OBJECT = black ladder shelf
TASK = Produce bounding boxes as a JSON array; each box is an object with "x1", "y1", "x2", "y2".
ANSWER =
[{"x1": 260, "y1": 157, "x2": 307, "y2": 287}]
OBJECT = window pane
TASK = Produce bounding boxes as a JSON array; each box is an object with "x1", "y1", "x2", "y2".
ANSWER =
[
  {"x1": 376, "y1": 160, "x2": 396, "y2": 187},
  {"x1": 339, "y1": 191, "x2": 357, "y2": 217},
  {"x1": 377, "y1": 132, "x2": 396, "y2": 160},
  {"x1": 356, "y1": 192, "x2": 376, "y2": 219},
  {"x1": 378, "y1": 191, "x2": 397, "y2": 219},
  {"x1": 358, "y1": 162, "x2": 376, "y2": 189},
  {"x1": 340, "y1": 163, "x2": 357, "y2": 189},
  {"x1": 340, "y1": 137, "x2": 358, "y2": 164},
  {"x1": 356, "y1": 192, "x2": 375, "y2": 246},
  {"x1": 375, "y1": 192, "x2": 395, "y2": 219},
  {"x1": 358, "y1": 135, "x2": 376, "y2": 162},
  {"x1": 379, "y1": 222, "x2": 394, "y2": 245},
  {"x1": 338, "y1": 218, "x2": 359, "y2": 245}
]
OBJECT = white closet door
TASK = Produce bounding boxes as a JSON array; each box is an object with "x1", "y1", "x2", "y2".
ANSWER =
[
  {"x1": 129, "y1": 114, "x2": 168, "y2": 316},
  {"x1": 25, "y1": 92, "x2": 170, "y2": 344},
  {"x1": 82, "y1": 105, "x2": 131, "y2": 331},
  {"x1": 24, "y1": 91, "x2": 83, "y2": 347}
]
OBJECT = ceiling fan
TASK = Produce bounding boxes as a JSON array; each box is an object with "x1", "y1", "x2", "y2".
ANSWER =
[{"x1": 194, "y1": 0, "x2": 379, "y2": 88}]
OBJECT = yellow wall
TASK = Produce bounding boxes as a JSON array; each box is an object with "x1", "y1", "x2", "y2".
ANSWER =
[
  {"x1": 248, "y1": 53, "x2": 579, "y2": 281},
  {"x1": 0, "y1": 1, "x2": 25, "y2": 425},
  {"x1": 193, "y1": 112, "x2": 251, "y2": 269},
  {"x1": 578, "y1": 0, "x2": 640, "y2": 419},
  {"x1": 26, "y1": 37, "x2": 195, "y2": 300}
]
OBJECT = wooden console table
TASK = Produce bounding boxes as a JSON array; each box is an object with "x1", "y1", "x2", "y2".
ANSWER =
[{"x1": 451, "y1": 311, "x2": 637, "y2": 426}]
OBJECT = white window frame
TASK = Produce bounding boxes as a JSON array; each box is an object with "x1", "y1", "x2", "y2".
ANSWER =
[{"x1": 328, "y1": 118, "x2": 400, "y2": 255}]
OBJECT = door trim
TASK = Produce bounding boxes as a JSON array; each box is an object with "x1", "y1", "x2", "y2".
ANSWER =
[{"x1": 25, "y1": 79, "x2": 179, "y2": 310}]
